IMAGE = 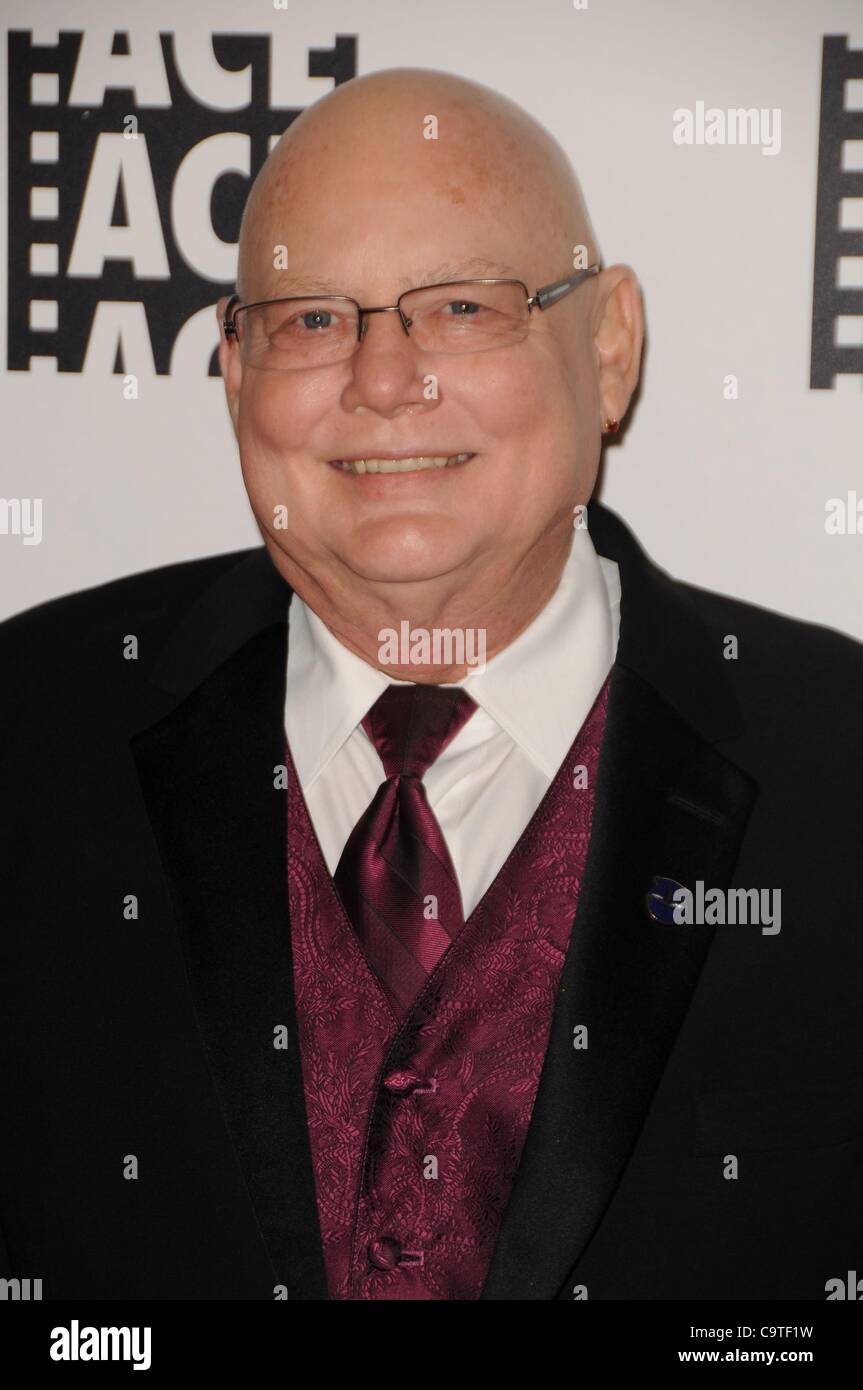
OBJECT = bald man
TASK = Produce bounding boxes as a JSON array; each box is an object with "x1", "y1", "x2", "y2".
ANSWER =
[{"x1": 1, "y1": 68, "x2": 862, "y2": 1303}]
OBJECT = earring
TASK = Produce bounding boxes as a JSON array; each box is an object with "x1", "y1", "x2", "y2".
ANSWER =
[{"x1": 603, "y1": 417, "x2": 620, "y2": 434}]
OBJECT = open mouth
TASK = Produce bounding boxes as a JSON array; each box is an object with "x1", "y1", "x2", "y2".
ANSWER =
[{"x1": 330, "y1": 453, "x2": 475, "y2": 475}]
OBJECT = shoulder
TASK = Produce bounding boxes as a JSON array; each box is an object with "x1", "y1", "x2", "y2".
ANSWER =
[
  {"x1": 681, "y1": 576, "x2": 863, "y2": 672},
  {"x1": 0, "y1": 548, "x2": 256, "y2": 705},
  {"x1": 678, "y1": 577, "x2": 863, "y2": 751}
]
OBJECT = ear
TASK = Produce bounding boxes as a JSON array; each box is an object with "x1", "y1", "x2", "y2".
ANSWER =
[
  {"x1": 216, "y1": 295, "x2": 242, "y2": 437},
  {"x1": 592, "y1": 265, "x2": 644, "y2": 432}
]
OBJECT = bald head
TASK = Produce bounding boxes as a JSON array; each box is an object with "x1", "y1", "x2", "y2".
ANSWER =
[{"x1": 236, "y1": 67, "x2": 600, "y2": 303}]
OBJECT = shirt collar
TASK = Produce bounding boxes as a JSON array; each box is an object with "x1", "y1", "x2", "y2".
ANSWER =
[
  {"x1": 459, "y1": 529, "x2": 620, "y2": 777},
  {"x1": 285, "y1": 524, "x2": 620, "y2": 788},
  {"x1": 286, "y1": 597, "x2": 391, "y2": 790}
]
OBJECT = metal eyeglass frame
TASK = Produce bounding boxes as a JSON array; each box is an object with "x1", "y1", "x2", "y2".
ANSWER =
[{"x1": 222, "y1": 264, "x2": 600, "y2": 348}]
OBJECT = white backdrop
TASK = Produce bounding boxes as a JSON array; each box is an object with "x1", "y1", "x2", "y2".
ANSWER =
[{"x1": 2, "y1": 0, "x2": 862, "y2": 640}]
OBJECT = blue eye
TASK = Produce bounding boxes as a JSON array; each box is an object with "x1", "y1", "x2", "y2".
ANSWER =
[{"x1": 301, "y1": 309, "x2": 333, "y2": 330}]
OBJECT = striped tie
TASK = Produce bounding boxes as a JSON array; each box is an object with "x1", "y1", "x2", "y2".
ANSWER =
[{"x1": 334, "y1": 683, "x2": 478, "y2": 1017}]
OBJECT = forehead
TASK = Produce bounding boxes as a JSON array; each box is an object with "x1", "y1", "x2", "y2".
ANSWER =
[
  {"x1": 255, "y1": 257, "x2": 525, "y2": 299},
  {"x1": 242, "y1": 143, "x2": 547, "y2": 301},
  {"x1": 239, "y1": 88, "x2": 574, "y2": 302}
]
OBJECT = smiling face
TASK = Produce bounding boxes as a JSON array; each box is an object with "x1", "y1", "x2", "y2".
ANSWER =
[{"x1": 219, "y1": 69, "x2": 642, "y2": 669}]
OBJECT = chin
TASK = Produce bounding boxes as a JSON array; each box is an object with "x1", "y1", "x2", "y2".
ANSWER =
[
  {"x1": 347, "y1": 551, "x2": 466, "y2": 585},
  {"x1": 341, "y1": 523, "x2": 472, "y2": 585}
]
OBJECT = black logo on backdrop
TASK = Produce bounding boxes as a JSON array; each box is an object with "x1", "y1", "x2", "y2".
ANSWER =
[
  {"x1": 811, "y1": 34, "x2": 863, "y2": 388},
  {"x1": 7, "y1": 29, "x2": 357, "y2": 376}
]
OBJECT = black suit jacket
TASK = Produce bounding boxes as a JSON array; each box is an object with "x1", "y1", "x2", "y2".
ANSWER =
[{"x1": 1, "y1": 499, "x2": 861, "y2": 1300}]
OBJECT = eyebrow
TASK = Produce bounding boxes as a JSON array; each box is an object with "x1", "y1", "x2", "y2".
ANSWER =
[
  {"x1": 263, "y1": 257, "x2": 523, "y2": 299},
  {"x1": 414, "y1": 257, "x2": 522, "y2": 285}
]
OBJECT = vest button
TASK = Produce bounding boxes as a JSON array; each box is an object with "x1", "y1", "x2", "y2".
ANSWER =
[
  {"x1": 368, "y1": 1236, "x2": 402, "y2": 1270},
  {"x1": 383, "y1": 1069, "x2": 435, "y2": 1094}
]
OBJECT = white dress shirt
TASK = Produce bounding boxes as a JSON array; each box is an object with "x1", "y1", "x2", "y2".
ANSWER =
[{"x1": 284, "y1": 526, "x2": 621, "y2": 918}]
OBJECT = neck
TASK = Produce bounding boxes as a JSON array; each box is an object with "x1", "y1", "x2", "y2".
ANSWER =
[{"x1": 267, "y1": 525, "x2": 573, "y2": 683}]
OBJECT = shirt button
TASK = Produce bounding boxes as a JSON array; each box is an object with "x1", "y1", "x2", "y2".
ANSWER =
[
  {"x1": 382, "y1": 1069, "x2": 436, "y2": 1094},
  {"x1": 368, "y1": 1236, "x2": 402, "y2": 1270}
]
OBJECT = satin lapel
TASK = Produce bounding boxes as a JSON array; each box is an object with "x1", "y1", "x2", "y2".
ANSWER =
[
  {"x1": 481, "y1": 501, "x2": 760, "y2": 1299},
  {"x1": 129, "y1": 551, "x2": 329, "y2": 1299}
]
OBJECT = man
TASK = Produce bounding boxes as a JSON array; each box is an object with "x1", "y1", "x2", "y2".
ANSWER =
[{"x1": 1, "y1": 67, "x2": 861, "y2": 1301}]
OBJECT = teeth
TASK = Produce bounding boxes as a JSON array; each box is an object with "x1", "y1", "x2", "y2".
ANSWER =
[{"x1": 334, "y1": 453, "x2": 472, "y2": 474}]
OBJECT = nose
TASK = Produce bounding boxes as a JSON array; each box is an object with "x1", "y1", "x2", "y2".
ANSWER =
[{"x1": 341, "y1": 306, "x2": 436, "y2": 419}]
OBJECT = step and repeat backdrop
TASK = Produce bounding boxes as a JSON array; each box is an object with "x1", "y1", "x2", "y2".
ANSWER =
[{"x1": 2, "y1": 0, "x2": 862, "y2": 637}]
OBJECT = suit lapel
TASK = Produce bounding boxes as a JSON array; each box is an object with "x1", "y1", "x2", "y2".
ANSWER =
[
  {"x1": 129, "y1": 550, "x2": 330, "y2": 1299},
  {"x1": 480, "y1": 502, "x2": 760, "y2": 1299}
]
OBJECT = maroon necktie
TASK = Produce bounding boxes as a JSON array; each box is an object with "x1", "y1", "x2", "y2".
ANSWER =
[{"x1": 334, "y1": 683, "x2": 478, "y2": 1017}]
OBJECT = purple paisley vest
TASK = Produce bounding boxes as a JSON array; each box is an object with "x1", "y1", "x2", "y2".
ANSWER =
[{"x1": 286, "y1": 673, "x2": 610, "y2": 1299}]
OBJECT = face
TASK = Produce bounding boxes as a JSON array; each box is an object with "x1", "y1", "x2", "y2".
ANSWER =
[{"x1": 219, "y1": 107, "x2": 627, "y2": 613}]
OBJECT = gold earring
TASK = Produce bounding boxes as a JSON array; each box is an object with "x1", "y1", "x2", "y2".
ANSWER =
[{"x1": 603, "y1": 417, "x2": 620, "y2": 434}]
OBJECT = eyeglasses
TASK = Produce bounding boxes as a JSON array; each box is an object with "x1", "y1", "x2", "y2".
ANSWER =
[{"x1": 222, "y1": 265, "x2": 599, "y2": 371}]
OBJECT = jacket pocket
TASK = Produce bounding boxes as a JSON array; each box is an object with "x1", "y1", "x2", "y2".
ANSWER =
[{"x1": 693, "y1": 1075, "x2": 863, "y2": 1154}]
